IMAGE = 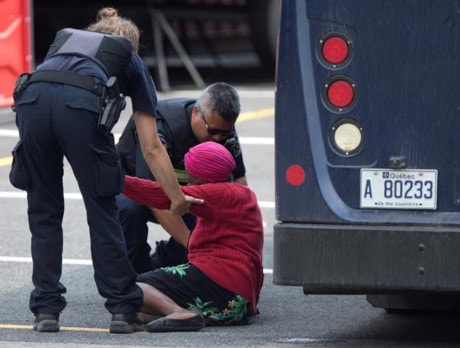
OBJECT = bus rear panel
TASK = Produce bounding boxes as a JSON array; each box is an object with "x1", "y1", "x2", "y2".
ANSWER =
[{"x1": 274, "y1": 0, "x2": 460, "y2": 300}]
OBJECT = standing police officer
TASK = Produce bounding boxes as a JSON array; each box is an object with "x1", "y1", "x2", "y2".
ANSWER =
[
  {"x1": 116, "y1": 82, "x2": 247, "y2": 273},
  {"x1": 9, "y1": 7, "x2": 201, "y2": 333}
]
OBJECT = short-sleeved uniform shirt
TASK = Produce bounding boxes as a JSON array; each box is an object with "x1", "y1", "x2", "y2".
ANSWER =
[{"x1": 37, "y1": 52, "x2": 157, "y2": 116}]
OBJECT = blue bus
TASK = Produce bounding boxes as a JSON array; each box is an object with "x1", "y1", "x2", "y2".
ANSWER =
[{"x1": 274, "y1": 0, "x2": 460, "y2": 310}]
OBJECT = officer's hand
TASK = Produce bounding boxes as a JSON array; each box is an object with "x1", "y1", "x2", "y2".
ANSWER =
[{"x1": 169, "y1": 195, "x2": 204, "y2": 215}]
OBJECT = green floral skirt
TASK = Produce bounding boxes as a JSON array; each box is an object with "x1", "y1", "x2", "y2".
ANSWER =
[{"x1": 137, "y1": 263, "x2": 252, "y2": 326}]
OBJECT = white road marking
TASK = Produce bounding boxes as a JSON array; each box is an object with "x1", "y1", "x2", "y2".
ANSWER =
[{"x1": 0, "y1": 256, "x2": 273, "y2": 274}]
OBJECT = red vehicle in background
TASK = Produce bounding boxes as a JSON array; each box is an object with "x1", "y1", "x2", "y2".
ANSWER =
[{"x1": 0, "y1": 0, "x2": 31, "y2": 109}]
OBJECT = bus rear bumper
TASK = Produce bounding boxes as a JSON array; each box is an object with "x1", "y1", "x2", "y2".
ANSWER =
[{"x1": 274, "y1": 223, "x2": 460, "y2": 294}]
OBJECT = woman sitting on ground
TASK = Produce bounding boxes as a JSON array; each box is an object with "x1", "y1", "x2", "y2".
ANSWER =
[{"x1": 122, "y1": 141, "x2": 264, "y2": 332}]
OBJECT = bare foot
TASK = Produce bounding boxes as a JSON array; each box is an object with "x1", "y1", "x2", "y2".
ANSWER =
[{"x1": 165, "y1": 310, "x2": 199, "y2": 320}]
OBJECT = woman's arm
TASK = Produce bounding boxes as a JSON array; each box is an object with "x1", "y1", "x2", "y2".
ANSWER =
[
  {"x1": 123, "y1": 175, "x2": 171, "y2": 210},
  {"x1": 123, "y1": 176, "x2": 219, "y2": 218}
]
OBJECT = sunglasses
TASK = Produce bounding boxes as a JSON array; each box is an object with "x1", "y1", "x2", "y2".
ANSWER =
[{"x1": 196, "y1": 101, "x2": 234, "y2": 137}]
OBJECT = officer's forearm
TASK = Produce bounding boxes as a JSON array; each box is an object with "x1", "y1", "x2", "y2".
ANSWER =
[
  {"x1": 133, "y1": 111, "x2": 187, "y2": 212},
  {"x1": 143, "y1": 145, "x2": 186, "y2": 205}
]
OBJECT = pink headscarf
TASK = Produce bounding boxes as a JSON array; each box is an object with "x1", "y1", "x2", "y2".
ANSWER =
[{"x1": 184, "y1": 141, "x2": 236, "y2": 183}]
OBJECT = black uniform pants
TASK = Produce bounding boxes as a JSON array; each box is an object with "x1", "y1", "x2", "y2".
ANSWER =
[{"x1": 14, "y1": 82, "x2": 143, "y2": 315}]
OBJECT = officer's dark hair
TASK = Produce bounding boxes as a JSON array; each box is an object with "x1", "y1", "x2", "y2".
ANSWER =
[
  {"x1": 199, "y1": 82, "x2": 240, "y2": 123},
  {"x1": 86, "y1": 7, "x2": 140, "y2": 52}
]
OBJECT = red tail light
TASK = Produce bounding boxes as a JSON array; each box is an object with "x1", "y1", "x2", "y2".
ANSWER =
[
  {"x1": 321, "y1": 36, "x2": 349, "y2": 65},
  {"x1": 327, "y1": 79, "x2": 354, "y2": 109}
]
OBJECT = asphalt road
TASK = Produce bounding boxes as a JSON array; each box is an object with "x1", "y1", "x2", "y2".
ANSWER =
[{"x1": 1, "y1": 74, "x2": 460, "y2": 347}]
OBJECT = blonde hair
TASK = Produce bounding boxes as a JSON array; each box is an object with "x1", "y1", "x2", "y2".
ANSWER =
[{"x1": 86, "y1": 7, "x2": 140, "y2": 52}]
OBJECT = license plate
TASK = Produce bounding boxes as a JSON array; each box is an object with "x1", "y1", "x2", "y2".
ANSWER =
[{"x1": 360, "y1": 169, "x2": 438, "y2": 210}]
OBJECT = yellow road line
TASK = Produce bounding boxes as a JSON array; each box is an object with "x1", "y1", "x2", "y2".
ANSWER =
[
  {"x1": 237, "y1": 108, "x2": 274, "y2": 122},
  {"x1": 0, "y1": 323, "x2": 109, "y2": 333},
  {"x1": 0, "y1": 157, "x2": 12, "y2": 166}
]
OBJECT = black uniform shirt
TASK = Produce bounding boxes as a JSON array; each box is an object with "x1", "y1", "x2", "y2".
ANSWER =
[{"x1": 38, "y1": 52, "x2": 157, "y2": 117}]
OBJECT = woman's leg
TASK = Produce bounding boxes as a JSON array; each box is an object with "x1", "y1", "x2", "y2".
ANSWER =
[{"x1": 137, "y1": 282, "x2": 197, "y2": 320}]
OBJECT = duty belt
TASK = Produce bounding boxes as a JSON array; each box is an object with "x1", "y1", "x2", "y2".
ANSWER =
[{"x1": 28, "y1": 70, "x2": 105, "y2": 96}]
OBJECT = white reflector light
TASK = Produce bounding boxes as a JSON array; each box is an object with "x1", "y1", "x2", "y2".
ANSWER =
[{"x1": 332, "y1": 122, "x2": 363, "y2": 154}]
